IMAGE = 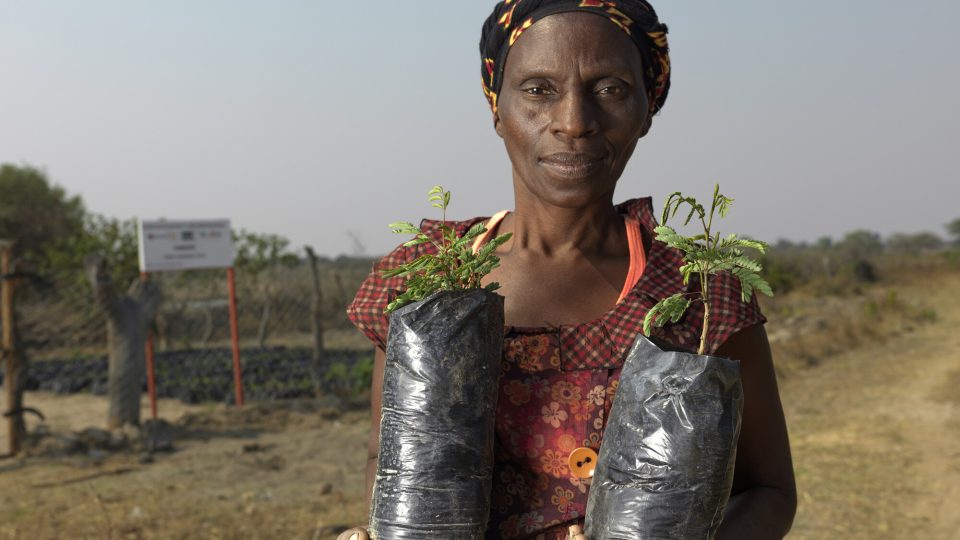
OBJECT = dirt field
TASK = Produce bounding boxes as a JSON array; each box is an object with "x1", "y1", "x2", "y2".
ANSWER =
[
  {"x1": 782, "y1": 273, "x2": 960, "y2": 539},
  {"x1": 1, "y1": 397, "x2": 371, "y2": 539},
  {"x1": 2, "y1": 273, "x2": 958, "y2": 539}
]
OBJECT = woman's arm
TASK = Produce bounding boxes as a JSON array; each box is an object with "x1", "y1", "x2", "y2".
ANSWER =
[
  {"x1": 335, "y1": 348, "x2": 386, "y2": 540},
  {"x1": 714, "y1": 323, "x2": 797, "y2": 539},
  {"x1": 365, "y1": 347, "x2": 387, "y2": 504}
]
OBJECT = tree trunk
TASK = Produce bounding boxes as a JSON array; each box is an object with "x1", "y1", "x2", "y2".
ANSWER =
[
  {"x1": 84, "y1": 256, "x2": 162, "y2": 429},
  {"x1": 305, "y1": 247, "x2": 325, "y2": 397},
  {"x1": 256, "y1": 301, "x2": 271, "y2": 348},
  {"x1": 200, "y1": 307, "x2": 214, "y2": 346}
]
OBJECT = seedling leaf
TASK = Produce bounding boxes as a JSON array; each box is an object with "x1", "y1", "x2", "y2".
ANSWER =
[
  {"x1": 645, "y1": 183, "x2": 774, "y2": 354},
  {"x1": 382, "y1": 186, "x2": 512, "y2": 313}
]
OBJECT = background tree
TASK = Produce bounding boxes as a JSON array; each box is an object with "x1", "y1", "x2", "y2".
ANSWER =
[
  {"x1": 886, "y1": 232, "x2": 944, "y2": 254},
  {"x1": 43, "y1": 215, "x2": 139, "y2": 289},
  {"x1": 0, "y1": 164, "x2": 85, "y2": 258},
  {"x1": 834, "y1": 230, "x2": 883, "y2": 283},
  {"x1": 947, "y1": 218, "x2": 960, "y2": 247},
  {"x1": 837, "y1": 230, "x2": 883, "y2": 260}
]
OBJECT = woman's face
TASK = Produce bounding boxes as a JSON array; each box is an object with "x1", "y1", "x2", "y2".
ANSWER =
[{"x1": 495, "y1": 12, "x2": 650, "y2": 209}]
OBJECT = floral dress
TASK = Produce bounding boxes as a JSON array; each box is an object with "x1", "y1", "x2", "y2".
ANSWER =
[{"x1": 347, "y1": 197, "x2": 765, "y2": 539}]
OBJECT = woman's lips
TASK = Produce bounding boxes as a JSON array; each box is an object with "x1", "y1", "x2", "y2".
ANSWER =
[{"x1": 539, "y1": 153, "x2": 606, "y2": 179}]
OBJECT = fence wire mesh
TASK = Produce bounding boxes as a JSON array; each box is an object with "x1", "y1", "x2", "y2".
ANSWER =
[{"x1": 1, "y1": 256, "x2": 376, "y2": 407}]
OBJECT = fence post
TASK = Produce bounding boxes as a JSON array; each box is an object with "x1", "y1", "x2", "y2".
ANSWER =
[
  {"x1": 1, "y1": 239, "x2": 20, "y2": 457},
  {"x1": 140, "y1": 272, "x2": 158, "y2": 420},
  {"x1": 227, "y1": 267, "x2": 244, "y2": 407},
  {"x1": 305, "y1": 247, "x2": 325, "y2": 397}
]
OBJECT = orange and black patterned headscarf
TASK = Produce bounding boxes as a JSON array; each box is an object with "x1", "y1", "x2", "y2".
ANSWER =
[{"x1": 480, "y1": 0, "x2": 670, "y2": 117}]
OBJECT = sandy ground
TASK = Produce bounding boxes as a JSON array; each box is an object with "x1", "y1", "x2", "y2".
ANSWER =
[
  {"x1": 1, "y1": 274, "x2": 958, "y2": 539},
  {"x1": 1, "y1": 396, "x2": 370, "y2": 539},
  {"x1": 781, "y1": 274, "x2": 960, "y2": 539}
]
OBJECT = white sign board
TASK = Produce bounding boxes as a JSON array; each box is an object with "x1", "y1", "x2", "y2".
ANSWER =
[{"x1": 138, "y1": 219, "x2": 234, "y2": 272}]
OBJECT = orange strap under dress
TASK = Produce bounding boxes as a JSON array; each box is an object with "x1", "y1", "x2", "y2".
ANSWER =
[{"x1": 471, "y1": 211, "x2": 646, "y2": 304}]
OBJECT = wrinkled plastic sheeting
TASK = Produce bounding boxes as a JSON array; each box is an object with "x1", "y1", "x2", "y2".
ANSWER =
[
  {"x1": 369, "y1": 289, "x2": 504, "y2": 540},
  {"x1": 585, "y1": 335, "x2": 743, "y2": 540}
]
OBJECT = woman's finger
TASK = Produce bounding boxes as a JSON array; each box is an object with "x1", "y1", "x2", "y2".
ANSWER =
[
  {"x1": 336, "y1": 528, "x2": 369, "y2": 540},
  {"x1": 568, "y1": 524, "x2": 587, "y2": 539}
]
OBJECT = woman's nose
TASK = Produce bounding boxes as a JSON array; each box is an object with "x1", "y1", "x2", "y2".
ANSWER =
[{"x1": 551, "y1": 90, "x2": 599, "y2": 140}]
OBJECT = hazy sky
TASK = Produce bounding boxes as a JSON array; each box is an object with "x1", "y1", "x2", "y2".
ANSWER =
[{"x1": 2, "y1": 1, "x2": 958, "y2": 256}]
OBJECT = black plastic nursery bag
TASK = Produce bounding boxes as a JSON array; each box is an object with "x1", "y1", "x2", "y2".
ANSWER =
[
  {"x1": 369, "y1": 289, "x2": 504, "y2": 540},
  {"x1": 585, "y1": 334, "x2": 743, "y2": 540}
]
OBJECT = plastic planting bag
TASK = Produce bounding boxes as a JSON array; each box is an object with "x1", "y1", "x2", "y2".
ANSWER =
[
  {"x1": 369, "y1": 289, "x2": 504, "y2": 540},
  {"x1": 585, "y1": 335, "x2": 743, "y2": 540}
]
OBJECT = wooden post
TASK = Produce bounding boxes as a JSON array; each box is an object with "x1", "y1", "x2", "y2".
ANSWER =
[
  {"x1": 1, "y1": 240, "x2": 19, "y2": 456},
  {"x1": 304, "y1": 247, "x2": 325, "y2": 397},
  {"x1": 227, "y1": 267, "x2": 244, "y2": 407},
  {"x1": 141, "y1": 272, "x2": 158, "y2": 420}
]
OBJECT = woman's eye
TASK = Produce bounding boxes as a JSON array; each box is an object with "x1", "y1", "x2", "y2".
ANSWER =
[
  {"x1": 595, "y1": 79, "x2": 630, "y2": 97},
  {"x1": 523, "y1": 86, "x2": 549, "y2": 96}
]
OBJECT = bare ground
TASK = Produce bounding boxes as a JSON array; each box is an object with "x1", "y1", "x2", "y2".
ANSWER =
[
  {"x1": 1, "y1": 274, "x2": 958, "y2": 539},
  {"x1": 0, "y1": 396, "x2": 370, "y2": 539},
  {"x1": 782, "y1": 274, "x2": 960, "y2": 539}
]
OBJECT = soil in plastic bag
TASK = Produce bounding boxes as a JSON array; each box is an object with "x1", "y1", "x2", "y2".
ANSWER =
[
  {"x1": 585, "y1": 334, "x2": 743, "y2": 540},
  {"x1": 370, "y1": 289, "x2": 504, "y2": 540}
]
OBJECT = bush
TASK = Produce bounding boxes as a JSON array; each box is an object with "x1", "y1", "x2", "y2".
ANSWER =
[{"x1": 324, "y1": 354, "x2": 374, "y2": 400}]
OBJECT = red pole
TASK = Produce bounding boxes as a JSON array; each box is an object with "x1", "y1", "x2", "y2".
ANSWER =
[
  {"x1": 140, "y1": 272, "x2": 158, "y2": 420},
  {"x1": 227, "y1": 267, "x2": 244, "y2": 407}
]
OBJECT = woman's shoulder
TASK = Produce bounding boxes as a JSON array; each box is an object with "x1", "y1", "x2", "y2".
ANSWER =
[
  {"x1": 419, "y1": 215, "x2": 490, "y2": 238},
  {"x1": 380, "y1": 214, "x2": 493, "y2": 265},
  {"x1": 616, "y1": 196, "x2": 657, "y2": 229}
]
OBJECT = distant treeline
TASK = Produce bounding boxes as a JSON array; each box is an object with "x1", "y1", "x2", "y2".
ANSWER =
[{"x1": 760, "y1": 227, "x2": 960, "y2": 295}]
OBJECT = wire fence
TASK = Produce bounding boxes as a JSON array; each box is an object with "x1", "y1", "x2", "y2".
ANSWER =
[{"x1": 1, "y1": 255, "x2": 376, "y2": 407}]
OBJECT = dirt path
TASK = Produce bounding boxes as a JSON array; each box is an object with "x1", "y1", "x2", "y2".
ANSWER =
[{"x1": 783, "y1": 275, "x2": 960, "y2": 539}]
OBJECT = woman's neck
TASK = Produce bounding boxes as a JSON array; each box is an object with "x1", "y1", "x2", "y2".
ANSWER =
[{"x1": 503, "y1": 192, "x2": 625, "y2": 257}]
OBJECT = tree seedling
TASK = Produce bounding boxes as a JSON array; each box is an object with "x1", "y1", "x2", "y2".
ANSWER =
[
  {"x1": 383, "y1": 185, "x2": 512, "y2": 313},
  {"x1": 643, "y1": 184, "x2": 773, "y2": 355}
]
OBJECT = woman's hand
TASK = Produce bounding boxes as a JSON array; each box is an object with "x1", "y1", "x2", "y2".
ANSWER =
[
  {"x1": 567, "y1": 524, "x2": 588, "y2": 540},
  {"x1": 336, "y1": 527, "x2": 369, "y2": 540},
  {"x1": 337, "y1": 526, "x2": 581, "y2": 539}
]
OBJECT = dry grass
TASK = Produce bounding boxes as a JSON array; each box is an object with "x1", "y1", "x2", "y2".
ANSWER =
[
  {"x1": 781, "y1": 268, "x2": 960, "y2": 539},
  {"x1": 762, "y1": 264, "x2": 944, "y2": 378}
]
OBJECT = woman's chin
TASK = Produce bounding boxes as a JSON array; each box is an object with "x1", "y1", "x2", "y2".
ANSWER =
[{"x1": 523, "y1": 176, "x2": 618, "y2": 209}]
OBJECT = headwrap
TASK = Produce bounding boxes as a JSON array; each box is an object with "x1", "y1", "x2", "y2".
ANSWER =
[{"x1": 480, "y1": 0, "x2": 670, "y2": 117}]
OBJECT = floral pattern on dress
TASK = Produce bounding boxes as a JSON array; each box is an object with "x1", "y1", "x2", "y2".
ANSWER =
[{"x1": 489, "y1": 330, "x2": 618, "y2": 539}]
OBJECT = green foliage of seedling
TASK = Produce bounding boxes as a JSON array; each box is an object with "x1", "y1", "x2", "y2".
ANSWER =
[
  {"x1": 643, "y1": 184, "x2": 774, "y2": 354},
  {"x1": 383, "y1": 185, "x2": 512, "y2": 313}
]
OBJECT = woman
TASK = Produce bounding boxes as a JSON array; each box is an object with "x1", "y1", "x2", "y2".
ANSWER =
[{"x1": 341, "y1": 1, "x2": 796, "y2": 538}]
